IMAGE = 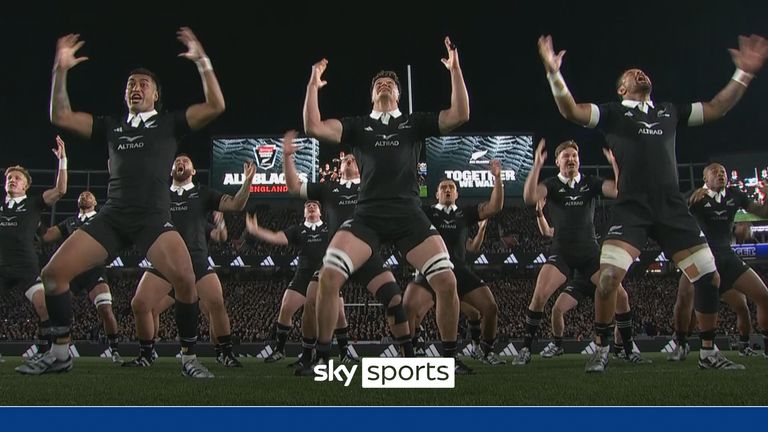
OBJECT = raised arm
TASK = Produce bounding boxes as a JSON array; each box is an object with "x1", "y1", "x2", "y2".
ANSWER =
[
  {"x1": 43, "y1": 136, "x2": 68, "y2": 206},
  {"x1": 466, "y1": 219, "x2": 488, "y2": 253},
  {"x1": 535, "y1": 199, "x2": 554, "y2": 238},
  {"x1": 523, "y1": 139, "x2": 549, "y2": 205},
  {"x1": 282, "y1": 130, "x2": 303, "y2": 196},
  {"x1": 303, "y1": 59, "x2": 343, "y2": 144},
  {"x1": 42, "y1": 225, "x2": 64, "y2": 244},
  {"x1": 177, "y1": 27, "x2": 226, "y2": 131},
  {"x1": 218, "y1": 161, "x2": 256, "y2": 212},
  {"x1": 50, "y1": 34, "x2": 93, "y2": 138},
  {"x1": 478, "y1": 159, "x2": 504, "y2": 220},
  {"x1": 697, "y1": 35, "x2": 768, "y2": 124},
  {"x1": 438, "y1": 36, "x2": 470, "y2": 134},
  {"x1": 745, "y1": 184, "x2": 768, "y2": 219},
  {"x1": 244, "y1": 213, "x2": 289, "y2": 246},
  {"x1": 600, "y1": 147, "x2": 619, "y2": 199},
  {"x1": 538, "y1": 35, "x2": 595, "y2": 126},
  {"x1": 209, "y1": 211, "x2": 228, "y2": 243}
]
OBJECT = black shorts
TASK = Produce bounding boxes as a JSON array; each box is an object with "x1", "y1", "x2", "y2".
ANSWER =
[
  {"x1": 69, "y1": 267, "x2": 108, "y2": 295},
  {"x1": 339, "y1": 207, "x2": 438, "y2": 257},
  {"x1": 79, "y1": 203, "x2": 177, "y2": 259},
  {"x1": 605, "y1": 192, "x2": 707, "y2": 255},
  {"x1": 413, "y1": 264, "x2": 485, "y2": 298},
  {"x1": 561, "y1": 271, "x2": 596, "y2": 303},
  {"x1": 288, "y1": 268, "x2": 316, "y2": 297},
  {"x1": 546, "y1": 244, "x2": 600, "y2": 280},
  {"x1": 147, "y1": 252, "x2": 215, "y2": 283},
  {"x1": 713, "y1": 249, "x2": 750, "y2": 294}
]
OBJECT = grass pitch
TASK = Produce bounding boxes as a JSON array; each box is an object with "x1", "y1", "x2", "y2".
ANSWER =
[{"x1": 1, "y1": 353, "x2": 767, "y2": 406}]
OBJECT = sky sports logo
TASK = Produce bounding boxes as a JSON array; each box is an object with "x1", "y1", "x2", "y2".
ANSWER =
[{"x1": 314, "y1": 358, "x2": 455, "y2": 388}]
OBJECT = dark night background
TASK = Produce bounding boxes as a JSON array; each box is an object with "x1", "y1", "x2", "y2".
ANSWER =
[{"x1": 1, "y1": 1, "x2": 767, "y2": 173}]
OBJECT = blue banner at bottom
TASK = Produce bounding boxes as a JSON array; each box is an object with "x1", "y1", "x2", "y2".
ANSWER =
[{"x1": 0, "y1": 407, "x2": 766, "y2": 431}]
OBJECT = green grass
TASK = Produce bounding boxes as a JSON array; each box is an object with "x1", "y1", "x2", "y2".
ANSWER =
[{"x1": 1, "y1": 353, "x2": 767, "y2": 406}]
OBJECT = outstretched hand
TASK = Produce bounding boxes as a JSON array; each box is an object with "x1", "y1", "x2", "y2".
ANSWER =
[
  {"x1": 537, "y1": 35, "x2": 566, "y2": 74},
  {"x1": 533, "y1": 139, "x2": 547, "y2": 168},
  {"x1": 55, "y1": 34, "x2": 89, "y2": 71},
  {"x1": 243, "y1": 160, "x2": 256, "y2": 181},
  {"x1": 177, "y1": 27, "x2": 207, "y2": 62},
  {"x1": 309, "y1": 59, "x2": 329, "y2": 89},
  {"x1": 53, "y1": 135, "x2": 67, "y2": 159},
  {"x1": 245, "y1": 212, "x2": 259, "y2": 234},
  {"x1": 441, "y1": 36, "x2": 460, "y2": 70},
  {"x1": 688, "y1": 187, "x2": 708, "y2": 206},
  {"x1": 282, "y1": 130, "x2": 299, "y2": 157},
  {"x1": 729, "y1": 34, "x2": 768, "y2": 75}
]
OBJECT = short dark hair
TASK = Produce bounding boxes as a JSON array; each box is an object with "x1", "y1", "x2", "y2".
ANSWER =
[
  {"x1": 371, "y1": 70, "x2": 402, "y2": 94},
  {"x1": 305, "y1": 200, "x2": 321, "y2": 210},
  {"x1": 174, "y1": 153, "x2": 193, "y2": 162},
  {"x1": 554, "y1": 140, "x2": 579, "y2": 158},
  {"x1": 4, "y1": 165, "x2": 31, "y2": 186},
  {"x1": 129, "y1": 67, "x2": 162, "y2": 110}
]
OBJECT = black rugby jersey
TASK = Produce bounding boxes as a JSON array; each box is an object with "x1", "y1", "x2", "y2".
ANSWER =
[
  {"x1": 688, "y1": 187, "x2": 751, "y2": 252},
  {"x1": 168, "y1": 184, "x2": 223, "y2": 255},
  {"x1": 0, "y1": 194, "x2": 47, "y2": 274},
  {"x1": 542, "y1": 174, "x2": 604, "y2": 249},
  {"x1": 91, "y1": 111, "x2": 190, "y2": 212},
  {"x1": 340, "y1": 112, "x2": 439, "y2": 213},
  {"x1": 283, "y1": 221, "x2": 329, "y2": 271},
  {"x1": 305, "y1": 179, "x2": 359, "y2": 235},
  {"x1": 56, "y1": 212, "x2": 97, "y2": 240},
  {"x1": 423, "y1": 203, "x2": 480, "y2": 264}
]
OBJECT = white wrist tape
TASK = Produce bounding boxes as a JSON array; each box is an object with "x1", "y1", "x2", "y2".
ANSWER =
[
  {"x1": 731, "y1": 68, "x2": 754, "y2": 87},
  {"x1": 59, "y1": 158, "x2": 68, "y2": 170},
  {"x1": 196, "y1": 57, "x2": 213, "y2": 73},
  {"x1": 547, "y1": 71, "x2": 570, "y2": 97}
]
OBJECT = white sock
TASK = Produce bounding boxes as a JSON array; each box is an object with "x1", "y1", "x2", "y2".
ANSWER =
[
  {"x1": 181, "y1": 354, "x2": 197, "y2": 364},
  {"x1": 700, "y1": 348, "x2": 715, "y2": 359},
  {"x1": 51, "y1": 343, "x2": 70, "y2": 361}
]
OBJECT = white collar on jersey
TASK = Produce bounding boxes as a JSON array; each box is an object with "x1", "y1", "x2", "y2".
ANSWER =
[
  {"x1": 4, "y1": 195, "x2": 27, "y2": 208},
  {"x1": 434, "y1": 203, "x2": 458, "y2": 214},
  {"x1": 370, "y1": 109, "x2": 402, "y2": 125},
  {"x1": 557, "y1": 172, "x2": 582, "y2": 188},
  {"x1": 126, "y1": 109, "x2": 158, "y2": 128},
  {"x1": 621, "y1": 99, "x2": 655, "y2": 114},
  {"x1": 339, "y1": 178, "x2": 361, "y2": 188},
  {"x1": 703, "y1": 184, "x2": 726, "y2": 203},
  {"x1": 78, "y1": 210, "x2": 97, "y2": 221},
  {"x1": 170, "y1": 182, "x2": 195, "y2": 195},
  {"x1": 304, "y1": 220, "x2": 324, "y2": 229}
]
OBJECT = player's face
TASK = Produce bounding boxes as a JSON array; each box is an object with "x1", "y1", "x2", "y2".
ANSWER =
[
  {"x1": 4, "y1": 171, "x2": 28, "y2": 196},
  {"x1": 705, "y1": 164, "x2": 727, "y2": 190},
  {"x1": 172, "y1": 156, "x2": 195, "y2": 182},
  {"x1": 371, "y1": 77, "x2": 400, "y2": 104},
  {"x1": 304, "y1": 202, "x2": 321, "y2": 220},
  {"x1": 340, "y1": 155, "x2": 359, "y2": 178},
  {"x1": 437, "y1": 180, "x2": 458, "y2": 205},
  {"x1": 78, "y1": 191, "x2": 96, "y2": 210},
  {"x1": 125, "y1": 74, "x2": 158, "y2": 113},
  {"x1": 618, "y1": 68, "x2": 652, "y2": 99},
  {"x1": 556, "y1": 147, "x2": 580, "y2": 177}
]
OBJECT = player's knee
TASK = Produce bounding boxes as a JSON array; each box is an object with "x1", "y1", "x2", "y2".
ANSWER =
[
  {"x1": 131, "y1": 296, "x2": 151, "y2": 314},
  {"x1": 40, "y1": 264, "x2": 65, "y2": 294},
  {"x1": 482, "y1": 299, "x2": 498, "y2": 319},
  {"x1": 93, "y1": 292, "x2": 113, "y2": 308},
  {"x1": 319, "y1": 267, "x2": 345, "y2": 293},
  {"x1": 24, "y1": 281, "x2": 44, "y2": 302},
  {"x1": 421, "y1": 252, "x2": 454, "y2": 285},
  {"x1": 322, "y1": 247, "x2": 354, "y2": 282},
  {"x1": 598, "y1": 269, "x2": 622, "y2": 298}
]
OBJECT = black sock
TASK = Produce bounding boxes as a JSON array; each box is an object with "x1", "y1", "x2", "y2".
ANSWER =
[
  {"x1": 335, "y1": 326, "x2": 349, "y2": 354},
  {"x1": 616, "y1": 312, "x2": 633, "y2": 356},
  {"x1": 38, "y1": 319, "x2": 52, "y2": 352},
  {"x1": 442, "y1": 340, "x2": 457, "y2": 358},
  {"x1": 699, "y1": 329, "x2": 716, "y2": 351},
  {"x1": 524, "y1": 309, "x2": 543, "y2": 348},
  {"x1": 139, "y1": 339, "x2": 155, "y2": 360},
  {"x1": 481, "y1": 339, "x2": 495, "y2": 355},
  {"x1": 395, "y1": 334, "x2": 414, "y2": 357},
  {"x1": 107, "y1": 333, "x2": 119, "y2": 351},
  {"x1": 275, "y1": 323, "x2": 291, "y2": 352},
  {"x1": 301, "y1": 337, "x2": 316, "y2": 364},
  {"x1": 594, "y1": 322, "x2": 612, "y2": 347},
  {"x1": 412, "y1": 327, "x2": 424, "y2": 349},
  {"x1": 316, "y1": 341, "x2": 331, "y2": 362},
  {"x1": 612, "y1": 342, "x2": 624, "y2": 355},
  {"x1": 468, "y1": 319, "x2": 481, "y2": 344},
  {"x1": 739, "y1": 334, "x2": 750, "y2": 351},
  {"x1": 174, "y1": 300, "x2": 199, "y2": 356},
  {"x1": 554, "y1": 336, "x2": 562, "y2": 348},
  {"x1": 674, "y1": 331, "x2": 688, "y2": 346},
  {"x1": 45, "y1": 292, "x2": 73, "y2": 343},
  {"x1": 218, "y1": 334, "x2": 233, "y2": 356}
]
